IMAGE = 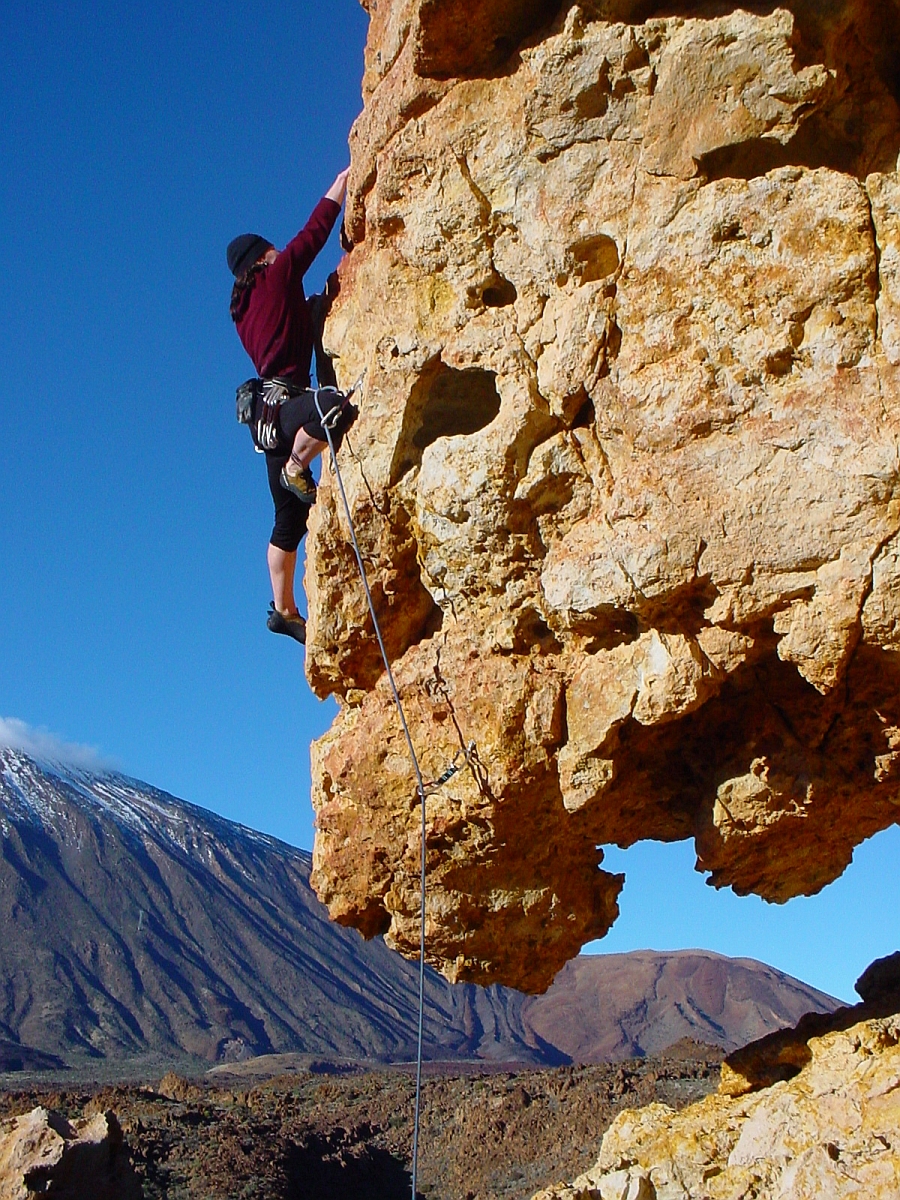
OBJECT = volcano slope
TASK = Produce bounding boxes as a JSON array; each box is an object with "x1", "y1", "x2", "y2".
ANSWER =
[{"x1": 0, "y1": 749, "x2": 833, "y2": 1071}]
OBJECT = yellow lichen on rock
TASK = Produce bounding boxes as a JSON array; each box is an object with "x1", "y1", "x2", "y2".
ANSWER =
[{"x1": 306, "y1": 0, "x2": 900, "y2": 989}]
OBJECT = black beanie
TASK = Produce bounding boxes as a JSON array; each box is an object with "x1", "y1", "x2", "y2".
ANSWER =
[{"x1": 227, "y1": 234, "x2": 273, "y2": 278}]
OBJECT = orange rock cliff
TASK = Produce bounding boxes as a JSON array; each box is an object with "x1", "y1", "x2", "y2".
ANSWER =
[{"x1": 303, "y1": 0, "x2": 900, "y2": 994}]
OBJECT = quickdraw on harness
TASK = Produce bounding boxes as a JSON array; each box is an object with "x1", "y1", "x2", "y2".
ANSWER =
[
  {"x1": 234, "y1": 376, "x2": 301, "y2": 451},
  {"x1": 256, "y1": 379, "x2": 292, "y2": 450},
  {"x1": 236, "y1": 373, "x2": 365, "y2": 452},
  {"x1": 312, "y1": 380, "x2": 476, "y2": 1200}
]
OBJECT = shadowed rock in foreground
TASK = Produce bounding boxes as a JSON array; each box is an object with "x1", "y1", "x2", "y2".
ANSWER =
[{"x1": 0, "y1": 1108, "x2": 140, "y2": 1200}]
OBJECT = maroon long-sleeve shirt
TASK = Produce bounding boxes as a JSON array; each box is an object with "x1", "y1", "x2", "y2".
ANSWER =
[{"x1": 234, "y1": 196, "x2": 341, "y2": 385}]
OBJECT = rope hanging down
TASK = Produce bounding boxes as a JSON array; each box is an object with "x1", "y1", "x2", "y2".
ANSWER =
[{"x1": 314, "y1": 382, "x2": 462, "y2": 1200}]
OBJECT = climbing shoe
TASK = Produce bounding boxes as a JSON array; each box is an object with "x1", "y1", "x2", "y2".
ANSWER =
[
  {"x1": 280, "y1": 465, "x2": 317, "y2": 504},
  {"x1": 266, "y1": 603, "x2": 306, "y2": 644}
]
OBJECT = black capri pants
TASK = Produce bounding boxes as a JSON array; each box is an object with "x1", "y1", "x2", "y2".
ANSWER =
[{"x1": 258, "y1": 389, "x2": 356, "y2": 553}]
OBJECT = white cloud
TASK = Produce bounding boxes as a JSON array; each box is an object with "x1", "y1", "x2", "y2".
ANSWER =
[{"x1": 0, "y1": 717, "x2": 113, "y2": 770}]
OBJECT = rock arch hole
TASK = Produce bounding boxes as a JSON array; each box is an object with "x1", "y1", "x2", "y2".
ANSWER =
[
  {"x1": 482, "y1": 277, "x2": 518, "y2": 307},
  {"x1": 573, "y1": 234, "x2": 620, "y2": 283},
  {"x1": 392, "y1": 362, "x2": 502, "y2": 482}
]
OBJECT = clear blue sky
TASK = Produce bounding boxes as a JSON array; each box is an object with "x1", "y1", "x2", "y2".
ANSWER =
[
  {"x1": 0, "y1": 0, "x2": 364, "y2": 841},
  {"x1": 1, "y1": 0, "x2": 896, "y2": 1006}
]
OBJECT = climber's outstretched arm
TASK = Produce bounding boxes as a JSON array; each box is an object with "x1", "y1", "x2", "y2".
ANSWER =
[{"x1": 325, "y1": 167, "x2": 350, "y2": 206}]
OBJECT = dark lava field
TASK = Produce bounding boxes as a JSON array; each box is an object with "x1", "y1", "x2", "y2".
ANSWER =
[{"x1": 0, "y1": 1047, "x2": 723, "y2": 1199}]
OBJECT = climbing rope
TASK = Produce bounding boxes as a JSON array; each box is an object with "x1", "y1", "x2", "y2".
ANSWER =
[{"x1": 314, "y1": 382, "x2": 462, "y2": 1199}]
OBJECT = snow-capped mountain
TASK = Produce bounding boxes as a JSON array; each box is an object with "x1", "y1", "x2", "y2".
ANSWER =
[
  {"x1": 0, "y1": 746, "x2": 531, "y2": 1066},
  {"x1": 0, "y1": 748, "x2": 839, "y2": 1068},
  {"x1": 0, "y1": 747, "x2": 280, "y2": 860}
]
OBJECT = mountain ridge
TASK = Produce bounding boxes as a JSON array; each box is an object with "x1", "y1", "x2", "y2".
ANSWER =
[{"x1": 0, "y1": 748, "x2": 838, "y2": 1071}]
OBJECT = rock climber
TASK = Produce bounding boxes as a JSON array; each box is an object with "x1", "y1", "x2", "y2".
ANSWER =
[{"x1": 228, "y1": 166, "x2": 356, "y2": 645}]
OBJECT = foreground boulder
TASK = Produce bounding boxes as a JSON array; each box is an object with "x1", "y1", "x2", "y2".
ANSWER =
[
  {"x1": 534, "y1": 1015, "x2": 900, "y2": 1199},
  {"x1": 531, "y1": 953, "x2": 900, "y2": 1199},
  {"x1": 308, "y1": 0, "x2": 900, "y2": 989},
  {"x1": 0, "y1": 1108, "x2": 140, "y2": 1200}
]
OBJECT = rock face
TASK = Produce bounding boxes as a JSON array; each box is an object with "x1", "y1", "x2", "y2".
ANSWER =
[
  {"x1": 0, "y1": 1108, "x2": 140, "y2": 1200},
  {"x1": 307, "y1": 0, "x2": 900, "y2": 989}
]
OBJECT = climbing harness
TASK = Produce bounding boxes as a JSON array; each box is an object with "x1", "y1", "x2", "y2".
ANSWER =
[
  {"x1": 233, "y1": 376, "x2": 298, "y2": 450},
  {"x1": 314, "y1": 381, "x2": 470, "y2": 1200},
  {"x1": 236, "y1": 374, "x2": 362, "y2": 453}
]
